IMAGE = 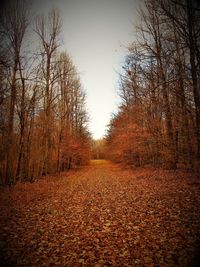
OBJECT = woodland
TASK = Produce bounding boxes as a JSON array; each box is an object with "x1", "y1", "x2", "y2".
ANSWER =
[
  {"x1": 105, "y1": 0, "x2": 200, "y2": 171},
  {"x1": 0, "y1": 0, "x2": 200, "y2": 266},
  {"x1": 0, "y1": 2, "x2": 91, "y2": 185}
]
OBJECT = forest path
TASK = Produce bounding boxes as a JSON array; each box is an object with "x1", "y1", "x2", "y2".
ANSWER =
[{"x1": 0, "y1": 160, "x2": 200, "y2": 266}]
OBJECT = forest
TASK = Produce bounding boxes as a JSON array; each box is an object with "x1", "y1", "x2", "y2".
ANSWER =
[
  {"x1": 106, "y1": 0, "x2": 200, "y2": 171},
  {"x1": 0, "y1": 0, "x2": 200, "y2": 266},
  {"x1": 0, "y1": 2, "x2": 91, "y2": 185},
  {"x1": 0, "y1": 0, "x2": 200, "y2": 186}
]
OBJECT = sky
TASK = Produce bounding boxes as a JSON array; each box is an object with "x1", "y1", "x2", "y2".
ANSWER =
[
  {"x1": 59, "y1": 0, "x2": 142, "y2": 139},
  {"x1": 12, "y1": 0, "x2": 143, "y2": 139}
]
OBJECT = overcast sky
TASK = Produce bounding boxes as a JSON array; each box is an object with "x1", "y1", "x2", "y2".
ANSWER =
[{"x1": 12, "y1": 0, "x2": 143, "y2": 139}]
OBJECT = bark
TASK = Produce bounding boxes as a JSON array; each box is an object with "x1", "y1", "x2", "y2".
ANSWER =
[
  {"x1": 5, "y1": 61, "x2": 17, "y2": 185},
  {"x1": 187, "y1": 0, "x2": 200, "y2": 158}
]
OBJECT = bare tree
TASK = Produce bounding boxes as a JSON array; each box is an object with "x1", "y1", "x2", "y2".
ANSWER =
[
  {"x1": 0, "y1": 0, "x2": 29, "y2": 184},
  {"x1": 106, "y1": 0, "x2": 200, "y2": 170},
  {"x1": 35, "y1": 8, "x2": 62, "y2": 175}
]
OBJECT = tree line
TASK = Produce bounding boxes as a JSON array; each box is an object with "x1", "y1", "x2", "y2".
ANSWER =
[
  {"x1": 106, "y1": 0, "x2": 200, "y2": 170},
  {"x1": 0, "y1": 1, "x2": 91, "y2": 185}
]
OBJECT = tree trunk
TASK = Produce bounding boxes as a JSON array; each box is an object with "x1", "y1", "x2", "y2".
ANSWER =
[{"x1": 5, "y1": 62, "x2": 17, "y2": 185}]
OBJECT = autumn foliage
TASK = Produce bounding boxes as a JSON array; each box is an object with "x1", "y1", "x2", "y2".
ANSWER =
[
  {"x1": 0, "y1": 1, "x2": 200, "y2": 266},
  {"x1": 0, "y1": 3, "x2": 91, "y2": 185},
  {"x1": 1, "y1": 161, "x2": 200, "y2": 266},
  {"x1": 106, "y1": 0, "x2": 200, "y2": 171},
  {"x1": 91, "y1": 139, "x2": 106, "y2": 160}
]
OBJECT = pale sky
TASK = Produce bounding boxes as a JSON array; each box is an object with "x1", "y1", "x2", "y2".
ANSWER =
[
  {"x1": 59, "y1": 0, "x2": 142, "y2": 139},
  {"x1": 29, "y1": 0, "x2": 143, "y2": 139},
  {"x1": 30, "y1": 0, "x2": 141, "y2": 139}
]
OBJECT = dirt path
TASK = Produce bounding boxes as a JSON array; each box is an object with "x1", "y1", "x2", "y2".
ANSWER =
[{"x1": 0, "y1": 160, "x2": 200, "y2": 266}]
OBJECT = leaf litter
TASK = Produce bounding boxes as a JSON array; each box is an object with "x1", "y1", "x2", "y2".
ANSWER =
[{"x1": 0, "y1": 160, "x2": 200, "y2": 266}]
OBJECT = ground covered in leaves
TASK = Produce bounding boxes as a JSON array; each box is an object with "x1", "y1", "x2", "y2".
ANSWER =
[{"x1": 0, "y1": 160, "x2": 200, "y2": 267}]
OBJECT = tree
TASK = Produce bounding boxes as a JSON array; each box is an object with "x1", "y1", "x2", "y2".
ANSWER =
[
  {"x1": 0, "y1": 0, "x2": 29, "y2": 184},
  {"x1": 35, "y1": 8, "x2": 62, "y2": 175},
  {"x1": 106, "y1": 0, "x2": 200, "y2": 170},
  {"x1": 0, "y1": 4, "x2": 91, "y2": 185}
]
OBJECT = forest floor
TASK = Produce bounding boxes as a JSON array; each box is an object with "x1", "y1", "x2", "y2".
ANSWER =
[{"x1": 0, "y1": 160, "x2": 200, "y2": 267}]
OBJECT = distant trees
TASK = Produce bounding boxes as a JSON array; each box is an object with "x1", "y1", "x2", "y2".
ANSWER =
[
  {"x1": 0, "y1": 2, "x2": 91, "y2": 185},
  {"x1": 106, "y1": 0, "x2": 200, "y2": 170},
  {"x1": 91, "y1": 139, "x2": 106, "y2": 159}
]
